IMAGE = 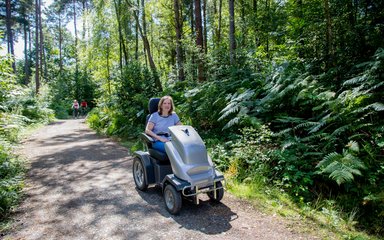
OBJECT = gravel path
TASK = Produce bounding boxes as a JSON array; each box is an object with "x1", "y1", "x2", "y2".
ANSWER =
[{"x1": 4, "y1": 119, "x2": 321, "y2": 240}]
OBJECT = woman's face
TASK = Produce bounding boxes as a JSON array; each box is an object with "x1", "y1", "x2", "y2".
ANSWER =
[{"x1": 161, "y1": 99, "x2": 172, "y2": 114}]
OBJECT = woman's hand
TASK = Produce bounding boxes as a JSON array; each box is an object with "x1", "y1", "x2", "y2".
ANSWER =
[{"x1": 158, "y1": 137, "x2": 170, "y2": 143}]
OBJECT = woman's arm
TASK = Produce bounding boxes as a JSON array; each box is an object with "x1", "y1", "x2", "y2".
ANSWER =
[{"x1": 145, "y1": 122, "x2": 169, "y2": 142}]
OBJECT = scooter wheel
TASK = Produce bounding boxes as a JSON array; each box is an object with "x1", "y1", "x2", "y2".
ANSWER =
[
  {"x1": 164, "y1": 184, "x2": 182, "y2": 215},
  {"x1": 133, "y1": 157, "x2": 148, "y2": 191},
  {"x1": 207, "y1": 181, "x2": 224, "y2": 202}
]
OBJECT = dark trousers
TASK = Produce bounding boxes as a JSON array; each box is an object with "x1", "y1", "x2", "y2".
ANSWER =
[{"x1": 73, "y1": 108, "x2": 79, "y2": 118}]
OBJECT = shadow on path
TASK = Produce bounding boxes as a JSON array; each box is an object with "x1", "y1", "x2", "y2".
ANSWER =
[
  {"x1": 136, "y1": 187, "x2": 237, "y2": 235},
  {"x1": 9, "y1": 119, "x2": 240, "y2": 239}
]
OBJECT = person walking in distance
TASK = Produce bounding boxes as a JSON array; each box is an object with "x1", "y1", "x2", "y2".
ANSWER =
[
  {"x1": 72, "y1": 100, "x2": 80, "y2": 119},
  {"x1": 81, "y1": 99, "x2": 88, "y2": 116}
]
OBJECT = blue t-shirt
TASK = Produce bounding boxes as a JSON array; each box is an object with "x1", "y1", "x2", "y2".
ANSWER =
[{"x1": 148, "y1": 112, "x2": 180, "y2": 135}]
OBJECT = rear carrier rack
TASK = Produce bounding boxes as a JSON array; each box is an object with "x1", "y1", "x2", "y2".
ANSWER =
[{"x1": 182, "y1": 177, "x2": 225, "y2": 204}]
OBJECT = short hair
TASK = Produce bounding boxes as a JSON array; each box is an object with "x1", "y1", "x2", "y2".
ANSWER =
[{"x1": 158, "y1": 96, "x2": 175, "y2": 115}]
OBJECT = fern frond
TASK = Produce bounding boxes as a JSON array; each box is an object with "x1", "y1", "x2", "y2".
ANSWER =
[
  {"x1": 301, "y1": 132, "x2": 329, "y2": 142},
  {"x1": 316, "y1": 147, "x2": 366, "y2": 185},
  {"x1": 273, "y1": 128, "x2": 292, "y2": 137},
  {"x1": 219, "y1": 90, "x2": 254, "y2": 121},
  {"x1": 219, "y1": 103, "x2": 240, "y2": 120},
  {"x1": 275, "y1": 116, "x2": 304, "y2": 123},
  {"x1": 371, "y1": 102, "x2": 384, "y2": 111},
  {"x1": 343, "y1": 75, "x2": 367, "y2": 86},
  {"x1": 367, "y1": 81, "x2": 384, "y2": 93},
  {"x1": 317, "y1": 152, "x2": 341, "y2": 168},
  {"x1": 352, "y1": 123, "x2": 373, "y2": 132},
  {"x1": 308, "y1": 121, "x2": 327, "y2": 134},
  {"x1": 293, "y1": 121, "x2": 318, "y2": 131},
  {"x1": 281, "y1": 139, "x2": 298, "y2": 151},
  {"x1": 222, "y1": 117, "x2": 240, "y2": 130},
  {"x1": 331, "y1": 124, "x2": 351, "y2": 137},
  {"x1": 329, "y1": 169, "x2": 354, "y2": 185},
  {"x1": 353, "y1": 102, "x2": 384, "y2": 114},
  {"x1": 317, "y1": 91, "x2": 336, "y2": 100}
]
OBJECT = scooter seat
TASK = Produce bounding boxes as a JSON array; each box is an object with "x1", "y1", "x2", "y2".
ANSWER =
[{"x1": 148, "y1": 148, "x2": 169, "y2": 162}]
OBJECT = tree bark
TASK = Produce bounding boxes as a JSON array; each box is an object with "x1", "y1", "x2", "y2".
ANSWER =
[
  {"x1": 297, "y1": 0, "x2": 304, "y2": 58},
  {"x1": 24, "y1": 22, "x2": 30, "y2": 85},
  {"x1": 35, "y1": 0, "x2": 40, "y2": 94},
  {"x1": 190, "y1": 0, "x2": 194, "y2": 38},
  {"x1": 217, "y1": 0, "x2": 222, "y2": 44},
  {"x1": 203, "y1": 0, "x2": 207, "y2": 54},
  {"x1": 141, "y1": 0, "x2": 148, "y2": 67},
  {"x1": 194, "y1": 0, "x2": 205, "y2": 81},
  {"x1": 5, "y1": 0, "x2": 16, "y2": 72},
  {"x1": 229, "y1": 0, "x2": 236, "y2": 65},
  {"x1": 265, "y1": 0, "x2": 269, "y2": 57},
  {"x1": 194, "y1": 0, "x2": 203, "y2": 50},
  {"x1": 73, "y1": 0, "x2": 80, "y2": 98},
  {"x1": 73, "y1": 0, "x2": 78, "y2": 56},
  {"x1": 106, "y1": 39, "x2": 112, "y2": 100},
  {"x1": 126, "y1": 1, "x2": 162, "y2": 91},
  {"x1": 59, "y1": 9, "x2": 63, "y2": 73},
  {"x1": 38, "y1": 0, "x2": 46, "y2": 78},
  {"x1": 113, "y1": 0, "x2": 124, "y2": 74},
  {"x1": 174, "y1": 0, "x2": 185, "y2": 81},
  {"x1": 253, "y1": 0, "x2": 259, "y2": 47},
  {"x1": 135, "y1": 0, "x2": 139, "y2": 61},
  {"x1": 240, "y1": 0, "x2": 246, "y2": 47}
]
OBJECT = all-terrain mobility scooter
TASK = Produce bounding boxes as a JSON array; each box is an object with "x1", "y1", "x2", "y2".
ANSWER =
[{"x1": 133, "y1": 98, "x2": 225, "y2": 214}]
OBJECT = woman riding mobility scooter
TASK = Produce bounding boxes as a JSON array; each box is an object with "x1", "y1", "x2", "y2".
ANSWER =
[{"x1": 133, "y1": 98, "x2": 225, "y2": 214}]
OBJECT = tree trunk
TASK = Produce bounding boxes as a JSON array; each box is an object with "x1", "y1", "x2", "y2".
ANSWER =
[
  {"x1": 174, "y1": 0, "x2": 185, "y2": 81},
  {"x1": 82, "y1": 0, "x2": 87, "y2": 40},
  {"x1": 24, "y1": 22, "x2": 30, "y2": 85},
  {"x1": 194, "y1": 0, "x2": 205, "y2": 81},
  {"x1": 141, "y1": 0, "x2": 147, "y2": 35},
  {"x1": 113, "y1": 0, "x2": 124, "y2": 74},
  {"x1": 265, "y1": 0, "x2": 269, "y2": 58},
  {"x1": 240, "y1": 0, "x2": 246, "y2": 47},
  {"x1": 141, "y1": 0, "x2": 148, "y2": 67},
  {"x1": 73, "y1": 0, "x2": 80, "y2": 98},
  {"x1": 253, "y1": 0, "x2": 259, "y2": 47},
  {"x1": 203, "y1": 0, "x2": 207, "y2": 54},
  {"x1": 295, "y1": 0, "x2": 304, "y2": 58},
  {"x1": 229, "y1": 0, "x2": 236, "y2": 65},
  {"x1": 217, "y1": 0, "x2": 222, "y2": 44},
  {"x1": 194, "y1": 0, "x2": 203, "y2": 49},
  {"x1": 38, "y1": 0, "x2": 46, "y2": 78},
  {"x1": 106, "y1": 40, "x2": 112, "y2": 98},
  {"x1": 35, "y1": 0, "x2": 40, "y2": 94},
  {"x1": 59, "y1": 9, "x2": 63, "y2": 73},
  {"x1": 134, "y1": 13, "x2": 157, "y2": 73},
  {"x1": 73, "y1": 0, "x2": 78, "y2": 57},
  {"x1": 190, "y1": 0, "x2": 194, "y2": 38},
  {"x1": 129, "y1": 4, "x2": 162, "y2": 91},
  {"x1": 119, "y1": 0, "x2": 128, "y2": 65},
  {"x1": 5, "y1": 0, "x2": 16, "y2": 72},
  {"x1": 135, "y1": 24, "x2": 139, "y2": 60}
]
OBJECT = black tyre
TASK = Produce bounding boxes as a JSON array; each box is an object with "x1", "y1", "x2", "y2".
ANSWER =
[
  {"x1": 164, "y1": 184, "x2": 182, "y2": 215},
  {"x1": 133, "y1": 157, "x2": 148, "y2": 191},
  {"x1": 207, "y1": 181, "x2": 224, "y2": 202}
]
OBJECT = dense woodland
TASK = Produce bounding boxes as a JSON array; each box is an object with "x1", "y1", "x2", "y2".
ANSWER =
[{"x1": 1, "y1": 0, "x2": 383, "y2": 237}]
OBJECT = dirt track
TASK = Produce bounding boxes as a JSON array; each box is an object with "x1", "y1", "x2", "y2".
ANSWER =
[{"x1": 4, "y1": 119, "x2": 321, "y2": 239}]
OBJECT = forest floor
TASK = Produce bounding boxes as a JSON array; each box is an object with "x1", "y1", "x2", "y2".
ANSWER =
[{"x1": 3, "y1": 119, "x2": 329, "y2": 239}]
